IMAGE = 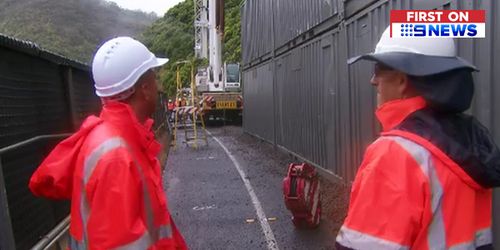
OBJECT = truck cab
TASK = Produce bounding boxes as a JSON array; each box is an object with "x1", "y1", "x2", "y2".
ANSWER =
[
  {"x1": 195, "y1": 62, "x2": 243, "y2": 124},
  {"x1": 223, "y1": 63, "x2": 241, "y2": 92}
]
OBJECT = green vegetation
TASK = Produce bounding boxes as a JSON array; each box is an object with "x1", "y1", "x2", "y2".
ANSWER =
[
  {"x1": 141, "y1": 0, "x2": 242, "y2": 97},
  {"x1": 223, "y1": 0, "x2": 241, "y2": 63},
  {"x1": 0, "y1": 0, "x2": 157, "y2": 63},
  {"x1": 0, "y1": 0, "x2": 242, "y2": 98},
  {"x1": 141, "y1": 0, "x2": 195, "y2": 97}
]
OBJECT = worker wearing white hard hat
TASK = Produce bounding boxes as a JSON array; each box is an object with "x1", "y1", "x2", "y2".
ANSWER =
[
  {"x1": 92, "y1": 36, "x2": 168, "y2": 98},
  {"x1": 348, "y1": 27, "x2": 477, "y2": 76},
  {"x1": 30, "y1": 37, "x2": 188, "y2": 249},
  {"x1": 336, "y1": 26, "x2": 499, "y2": 249}
]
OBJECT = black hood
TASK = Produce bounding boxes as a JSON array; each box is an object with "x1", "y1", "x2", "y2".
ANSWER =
[
  {"x1": 396, "y1": 108, "x2": 500, "y2": 189},
  {"x1": 409, "y1": 69, "x2": 475, "y2": 113}
]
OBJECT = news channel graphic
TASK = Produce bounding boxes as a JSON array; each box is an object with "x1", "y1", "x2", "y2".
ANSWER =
[{"x1": 390, "y1": 10, "x2": 485, "y2": 38}]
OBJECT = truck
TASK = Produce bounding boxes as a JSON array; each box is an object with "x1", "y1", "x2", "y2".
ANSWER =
[{"x1": 193, "y1": 0, "x2": 242, "y2": 123}]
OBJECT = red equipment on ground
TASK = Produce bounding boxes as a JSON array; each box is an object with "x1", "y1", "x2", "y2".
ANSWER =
[{"x1": 283, "y1": 163, "x2": 321, "y2": 228}]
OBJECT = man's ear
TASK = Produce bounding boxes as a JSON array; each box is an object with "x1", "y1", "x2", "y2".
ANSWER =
[
  {"x1": 397, "y1": 73, "x2": 409, "y2": 93},
  {"x1": 400, "y1": 73, "x2": 419, "y2": 98},
  {"x1": 136, "y1": 70, "x2": 155, "y2": 99},
  {"x1": 142, "y1": 81, "x2": 153, "y2": 101},
  {"x1": 132, "y1": 79, "x2": 146, "y2": 100}
]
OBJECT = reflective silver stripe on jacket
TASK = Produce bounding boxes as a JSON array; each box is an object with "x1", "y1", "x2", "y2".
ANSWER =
[
  {"x1": 475, "y1": 228, "x2": 493, "y2": 247},
  {"x1": 336, "y1": 225, "x2": 410, "y2": 250},
  {"x1": 448, "y1": 227, "x2": 493, "y2": 250},
  {"x1": 388, "y1": 136, "x2": 446, "y2": 249},
  {"x1": 80, "y1": 137, "x2": 126, "y2": 249},
  {"x1": 70, "y1": 137, "x2": 173, "y2": 249},
  {"x1": 337, "y1": 136, "x2": 491, "y2": 249},
  {"x1": 390, "y1": 136, "x2": 493, "y2": 249},
  {"x1": 70, "y1": 225, "x2": 173, "y2": 250},
  {"x1": 69, "y1": 235, "x2": 85, "y2": 250}
]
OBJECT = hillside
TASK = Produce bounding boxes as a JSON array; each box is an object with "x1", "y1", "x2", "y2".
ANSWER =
[
  {"x1": 0, "y1": 0, "x2": 157, "y2": 63},
  {"x1": 0, "y1": 0, "x2": 242, "y2": 97}
]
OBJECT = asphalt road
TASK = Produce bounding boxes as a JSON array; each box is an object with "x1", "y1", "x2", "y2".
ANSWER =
[{"x1": 164, "y1": 126, "x2": 345, "y2": 250}]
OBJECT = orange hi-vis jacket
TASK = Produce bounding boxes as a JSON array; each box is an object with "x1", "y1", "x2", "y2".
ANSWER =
[
  {"x1": 336, "y1": 97, "x2": 499, "y2": 250},
  {"x1": 167, "y1": 102, "x2": 175, "y2": 111},
  {"x1": 29, "y1": 102, "x2": 187, "y2": 250}
]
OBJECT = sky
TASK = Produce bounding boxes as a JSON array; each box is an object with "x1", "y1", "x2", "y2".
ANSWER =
[{"x1": 105, "y1": 0, "x2": 184, "y2": 16}]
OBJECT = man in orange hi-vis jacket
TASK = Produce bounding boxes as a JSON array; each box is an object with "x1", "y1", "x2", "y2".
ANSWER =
[
  {"x1": 29, "y1": 37, "x2": 187, "y2": 250},
  {"x1": 336, "y1": 26, "x2": 500, "y2": 249}
]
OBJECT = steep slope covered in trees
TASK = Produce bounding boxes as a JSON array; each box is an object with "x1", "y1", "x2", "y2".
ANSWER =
[
  {"x1": 223, "y1": 0, "x2": 241, "y2": 63},
  {"x1": 0, "y1": 0, "x2": 242, "y2": 98},
  {"x1": 0, "y1": 0, "x2": 157, "y2": 63}
]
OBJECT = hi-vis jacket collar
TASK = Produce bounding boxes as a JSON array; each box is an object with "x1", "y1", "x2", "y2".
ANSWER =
[
  {"x1": 101, "y1": 101, "x2": 161, "y2": 158},
  {"x1": 375, "y1": 96, "x2": 427, "y2": 132}
]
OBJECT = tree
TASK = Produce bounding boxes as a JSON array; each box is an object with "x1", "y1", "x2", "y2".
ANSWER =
[{"x1": 223, "y1": 0, "x2": 241, "y2": 63}]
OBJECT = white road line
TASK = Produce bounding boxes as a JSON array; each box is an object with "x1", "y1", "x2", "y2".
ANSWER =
[{"x1": 206, "y1": 130, "x2": 279, "y2": 250}]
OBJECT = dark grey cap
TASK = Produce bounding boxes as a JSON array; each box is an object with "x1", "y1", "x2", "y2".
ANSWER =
[{"x1": 348, "y1": 52, "x2": 477, "y2": 76}]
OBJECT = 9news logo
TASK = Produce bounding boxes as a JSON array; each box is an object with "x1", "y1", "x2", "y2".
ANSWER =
[{"x1": 390, "y1": 10, "x2": 486, "y2": 38}]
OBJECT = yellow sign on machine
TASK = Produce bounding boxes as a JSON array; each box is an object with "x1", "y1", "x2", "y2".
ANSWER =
[{"x1": 216, "y1": 101, "x2": 237, "y2": 109}]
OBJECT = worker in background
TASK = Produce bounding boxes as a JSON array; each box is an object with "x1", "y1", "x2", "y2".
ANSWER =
[
  {"x1": 167, "y1": 98, "x2": 176, "y2": 111},
  {"x1": 181, "y1": 97, "x2": 187, "y2": 107},
  {"x1": 176, "y1": 97, "x2": 187, "y2": 108},
  {"x1": 336, "y1": 26, "x2": 500, "y2": 249},
  {"x1": 167, "y1": 98, "x2": 176, "y2": 122},
  {"x1": 29, "y1": 37, "x2": 187, "y2": 249}
]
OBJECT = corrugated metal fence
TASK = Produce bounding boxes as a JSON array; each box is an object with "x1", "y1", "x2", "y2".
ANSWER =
[
  {"x1": 241, "y1": 0, "x2": 499, "y2": 247},
  {"x1": 0, "y1": 34, "x2": 96, "y2": 250},
  {"x1": 0, "y1": 34, "x2": 168, "y2": 250}
]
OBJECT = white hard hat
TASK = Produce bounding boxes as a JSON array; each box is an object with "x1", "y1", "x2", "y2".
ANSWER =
[
  {"x1": 348, "y1": 26, "x2": 476, "y2": 76},
  {"x1": 92, "y1": 37, "x2": 168, "y2": 97}
]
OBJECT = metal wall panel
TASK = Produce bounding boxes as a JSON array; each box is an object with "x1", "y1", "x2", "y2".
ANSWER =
[
  {"x1": 273, "y1": 29, "x2": 355, "y2": 178},
  {"x1": 71, "y1": 68, "x2": 101, "y2": 128},
  {"x1": 274, "y1": 0, "x2": 338, "y2": 48},
  {"x1": 241, "y1": 0, "x2": 273, "y2": 65},
  {"x1": 0, "y1": 47, "x2": 72, "y2": 149},
  {"x1": 274, "y1": 37, "x2": 330, "y2": 170},
  {"x1": 323, "y1": 29, "x2": 357, "y2": 180},
  {"x1": 242, "y1": 62, "x2": 275, "y2": 143},
  {"x1": 242, "y1": 0, "x2": 340, "y2": 65},
  {"x1": 344, "y1": 0, "x2": 380, "y2": 18}
]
